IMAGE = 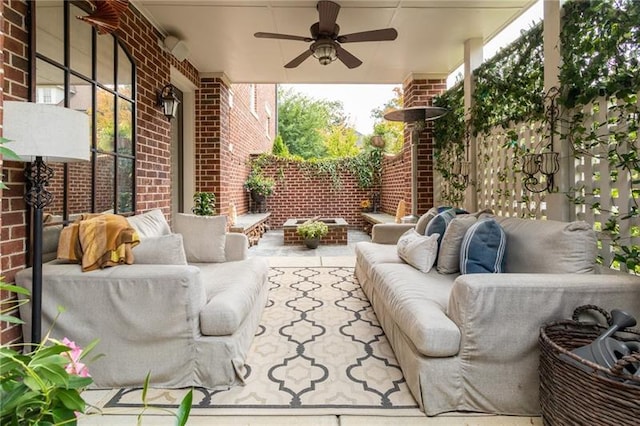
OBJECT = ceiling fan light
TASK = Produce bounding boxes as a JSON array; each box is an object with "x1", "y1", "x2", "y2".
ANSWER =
[{"x1": 313, "y1": 42, "x2": 337, "y2": 65}]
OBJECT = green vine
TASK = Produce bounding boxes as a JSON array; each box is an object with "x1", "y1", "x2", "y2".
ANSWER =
[
  {"x1": 433, "y1": 82, "x2": 467, "y2": 206},
  {"x1": 560, "y1": 0, "x2": 640, "y2": 273},
  {"x1": 471, "y1": 23, "x2": 544, "y2": 136},
  {"x1": 248, "y1": 148, "x2": 384, "y2": 192}
]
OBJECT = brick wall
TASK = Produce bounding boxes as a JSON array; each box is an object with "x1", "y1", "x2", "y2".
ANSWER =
[
  {"x1": 258, "y1": 157, "x2": 377, "y2": 230},
  {"x1": 223, "y1": 84, "x2": 276, "y2": 216},
  {"x1": 195, "y1": 79, "x2": 276, "y2": 217},
  {"x1": 1, "y1": 0, "x2": 29, "y2": 345},
  {"x1": 0, "y1": 1, "x2": 201, "y2": 343},
  {"x1": 379, "y1": 77, "x2": 446, "y2": 216}
]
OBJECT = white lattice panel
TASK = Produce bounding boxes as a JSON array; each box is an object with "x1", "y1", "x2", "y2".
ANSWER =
[
  {"x1": 572, "y1": 94, "x2": 640, "y2": 271},
  {"x1": 476, "y1": 121, "x2": 546, "y2": 218}
]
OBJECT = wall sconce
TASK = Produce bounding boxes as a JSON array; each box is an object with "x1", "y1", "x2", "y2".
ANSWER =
[
  {"x1": 521, "y1": 87, "x2": 561, "y2": 193},
  {"x1": 451, "y1": 160, "x2": 470, "y2": 186},
  {"x1": 522, "y1": 152, "x2": 559, "y2": 193},
  {"x1": 157, "y1": 84, "x2": 180, "y2": 121}
]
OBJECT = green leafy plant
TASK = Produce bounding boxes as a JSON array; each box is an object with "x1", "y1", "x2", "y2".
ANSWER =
[
  {"x1": 0, "y1": 282, "x2": 193, "y2": 425},
  {"x1": 0, "y1": 293, "x2": 98, "y2": 426},
  {"x1": 1, "y1": 137, "x2": 21, "y2": 190},
  {"x1": 296, "y1": 220, "x2": 329, "y2": 240},
  {"x1": 244, "y1": 171, "x2": 275, "y2": 197},
  {"x1": 192, "y1": 192, "x2": 216, "y2": 216}
]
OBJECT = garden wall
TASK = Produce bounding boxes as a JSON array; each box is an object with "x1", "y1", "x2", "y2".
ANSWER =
[{"x1": 256, "y1": 157, "x2": 378, "y2": 230}]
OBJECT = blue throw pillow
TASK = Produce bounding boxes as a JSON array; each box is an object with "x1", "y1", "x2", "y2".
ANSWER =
[
  {"x1": 425, "y1": 208, "x2": 456, "y2": 251},
  {"x1": 460, "y1": 218, "x2": 506, "y2": 274}
]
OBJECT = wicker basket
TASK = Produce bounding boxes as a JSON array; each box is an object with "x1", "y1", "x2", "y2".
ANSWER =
[{"x1": 539, "y1": 306, "x2": 640, "y2": 426}]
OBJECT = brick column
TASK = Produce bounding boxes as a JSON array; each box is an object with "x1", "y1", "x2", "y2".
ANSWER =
[
  {"x1": 195, "y1": 77, "x2": 228, "y2": 202},
  {"x1": 402, "y1": 75, "x2": 447, "y2": 215}
]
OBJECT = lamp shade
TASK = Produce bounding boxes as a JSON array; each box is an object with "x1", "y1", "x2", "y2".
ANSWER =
[{"x1": 3, "y1": 101, "x2": 90, "y2": 163}]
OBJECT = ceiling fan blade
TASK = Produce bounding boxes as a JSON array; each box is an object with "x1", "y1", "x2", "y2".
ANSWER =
[
  {"x1": 254, "y1": 32, "x2": 313, "y2": 42},
  {"x1": 284, "y1": 49, "x2": 314, "y2": 68},
  {"x1": 317, "y1": 0, "x2": 340, "y2": 34},
  {"x1": 335, "y1": 44, "x2": 362, "y2": 69},
  {"x1": 337, "y1": 28, "x2": 398, "y2": 43}
]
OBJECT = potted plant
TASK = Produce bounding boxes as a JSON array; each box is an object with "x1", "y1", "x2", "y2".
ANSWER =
[
  {"x1": 244, "y1": 172, "x2": 275, "y2": 212},
  {"x1": 192, "y1": 192, "x2": 216, "y2": 216},
  {"x1": 296, "y1": 219, "x2": 329, "y2": 249}
]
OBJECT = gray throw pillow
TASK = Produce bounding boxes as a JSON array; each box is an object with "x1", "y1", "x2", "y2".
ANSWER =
[
  {"x1": 415, "y1": 207, "x2": 439, "y2": 235},
  {"x1": 173, "y1": 214, "x2": 227, "y2": 263},
  {"x1": 133, "y1": 233, "x2": 187, "y2": 265},
  {"x1": 437, "y1": 215, "x2": 477, "y2": 274}
]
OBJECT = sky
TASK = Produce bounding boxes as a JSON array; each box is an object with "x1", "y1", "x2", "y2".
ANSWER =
[{"x1": 282, "y1": 0, "x2": 543, "y2": 136}]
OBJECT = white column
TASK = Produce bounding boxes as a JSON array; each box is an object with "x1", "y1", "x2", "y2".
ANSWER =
[
  {"x1": 464, "y1": 38, "x2": 483, "y2": 212},
  {"x1": 543, "y1": 0, "x2": 571, "y2": 221}
]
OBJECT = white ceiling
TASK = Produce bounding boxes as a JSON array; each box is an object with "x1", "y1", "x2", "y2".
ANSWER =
[{"x1": 133, "y1": 0, "x2": 536, "y2": 84}]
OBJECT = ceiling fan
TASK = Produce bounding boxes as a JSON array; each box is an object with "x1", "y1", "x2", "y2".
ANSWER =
[{"x1": 254, "y1": 0, "x2": 398, "y2": 69}]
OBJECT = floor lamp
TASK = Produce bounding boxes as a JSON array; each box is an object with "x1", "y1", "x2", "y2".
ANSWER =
[
  {"x1": 4, "y1": 101, "x2": 90, "y2": 344},
  {"x1": 384, "y1": 106, "x2": 447, "y2": 222}
]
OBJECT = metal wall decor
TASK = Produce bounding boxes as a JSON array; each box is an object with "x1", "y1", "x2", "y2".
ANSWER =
[{"x1": 522, "y1": 87, "x2": 561, "y2": 193}]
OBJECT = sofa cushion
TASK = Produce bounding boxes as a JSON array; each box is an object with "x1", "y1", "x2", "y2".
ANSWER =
[
  {"x1": 133, "y1": 234, "x2": 187, "y2": 265},
  {"x1": 397, "y1": 229, "x2": 439, "y2": 273},
  {"x1": 460, "y1": 219, "x2": 506, "y2": 274},
  {"x1": 415, "y1": 207, "x2": 439, "y2": 235},
  {"x1": 127, "y1": 209, "x2": 171, "y2": 239},
  {"x1": 173, "y1": 214, "x2": 226, "y2": 263},
  {"x1": 497, "y1": 217, "x2": 597, "y2": 273},
  {"x1": 196, "y1": 258, "x2": 268, "y2": 336},
  {"x1": 437, "y1": 215, "x2": 478, "y2": 274},
  {"x1": 425, "y1": 208, "x2": 456, "y2": 253},
  {"x1": 355, "y1": 241, "x2": 404, "y2": 278},
  {"x1": 369, "y1": 263, "x2": 460, "y2": 357}
]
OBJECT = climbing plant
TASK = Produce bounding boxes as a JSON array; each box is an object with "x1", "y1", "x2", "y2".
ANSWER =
[
  {"x1": 432, "y1": 82, "x2": 467, "y2": 206},
  {"x1": 248, "y1": 146, "x2": 384, "y2": 192},
  {"x1": 471, "y1": 23, "x2": 544, "y2": 136},
  {"x1": 560, "y1": 0, "x2": 640, "y2": 273}
]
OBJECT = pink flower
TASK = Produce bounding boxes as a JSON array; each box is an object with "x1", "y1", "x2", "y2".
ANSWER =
[{"x1": 61, "y1": 337, "x2": 91, "y2": 378}]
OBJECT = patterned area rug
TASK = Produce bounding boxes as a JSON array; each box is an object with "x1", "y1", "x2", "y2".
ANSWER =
[{"x1": 105, "y1": 267, "x2": 421, "y2": 415}]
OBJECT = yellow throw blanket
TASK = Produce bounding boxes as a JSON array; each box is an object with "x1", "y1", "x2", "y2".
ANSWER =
[{"x1": 56, "y1": 214, "x2": 140, "y2": 272}]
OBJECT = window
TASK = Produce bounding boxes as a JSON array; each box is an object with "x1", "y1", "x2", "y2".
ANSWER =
[{"x1": 34, "y1": 1, "x2": 136, "y2": 221}]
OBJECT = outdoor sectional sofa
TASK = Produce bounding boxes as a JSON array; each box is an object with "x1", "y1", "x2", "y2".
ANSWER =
[
  {"x1": 355, "y1": 211, "x2": 640, "y2": 416},
  {"x1": 16, "y1": 210, "x2": 269, "y2": 389}
]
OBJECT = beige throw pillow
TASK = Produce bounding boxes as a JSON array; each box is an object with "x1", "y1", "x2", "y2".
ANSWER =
[
  {"x1": 415, "y1": 207, "x2": 439, "y2": 235},
  {"x1": 397, "y1": 229, "x2": 439, "y2": 273},
  {"x1": 127, "y1": 209, "x2": 171, "y2": 239},
  {"x1": 173, "y1": 214, "x2": 227, "y2": 263},
  {"x1": 133, "y1": 233, "x2": 187, "y2": 265},
  {"x1": 437, "y1": 215, "x2": 478, "y2": 274}
]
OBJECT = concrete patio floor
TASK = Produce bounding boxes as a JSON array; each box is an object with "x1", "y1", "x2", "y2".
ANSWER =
[{"x1": 80, "y1": 229, "x2": 543, "y2": 425}]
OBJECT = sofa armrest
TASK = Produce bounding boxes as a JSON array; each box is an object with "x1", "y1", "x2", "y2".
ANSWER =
[
  {"x1": 225, "y1": 232, "x2": 248, "y2": 261},
  {"x1": 371, "y1": 223, "x2": 415, "y2": 244},
  {"x1": 446, "y1": 272, "x2": 640, "y2": 414}
]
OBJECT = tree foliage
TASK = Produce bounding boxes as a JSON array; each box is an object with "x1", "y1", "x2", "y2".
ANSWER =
[
  {"x1": 323, "y1": 125, "x2": 360, "y2": 158},
  {"x1": 277, "y1": 87, "x2": 347, "y2": 159}
]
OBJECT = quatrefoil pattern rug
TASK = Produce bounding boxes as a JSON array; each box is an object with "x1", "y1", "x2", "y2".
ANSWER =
[{"x1": 105, "y1": 267, "x2": 421, "y2": 415}]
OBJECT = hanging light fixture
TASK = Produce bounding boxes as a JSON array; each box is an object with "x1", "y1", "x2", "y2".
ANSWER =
[
  {"x1": 157, "y1": 84, "x2": 180, "y2": 121},
  {"x1": 312, "y1": 40, "x2": 337, "y2": 65}
]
